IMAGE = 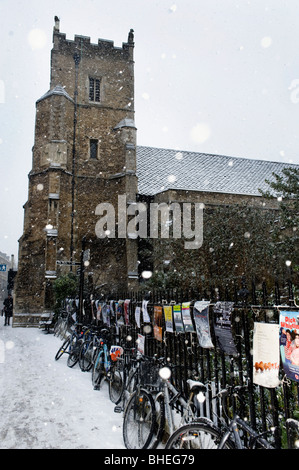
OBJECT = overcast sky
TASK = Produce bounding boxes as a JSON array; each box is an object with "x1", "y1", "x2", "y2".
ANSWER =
[{"x1": 1, "y1": 0, "x2": 299, "y2": 260}]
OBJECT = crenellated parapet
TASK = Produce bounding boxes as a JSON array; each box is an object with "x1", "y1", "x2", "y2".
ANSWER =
[{"x1": 52, "y1": 16, "x2": 134, "y2": 60}]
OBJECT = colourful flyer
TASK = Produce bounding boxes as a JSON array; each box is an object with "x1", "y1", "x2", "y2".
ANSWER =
[
  {"x1": 173, "y1": 304, "x2": 184, "y2": 333},
  {"x1": 163, "y1": 305, "x2": 173, "y2": 332},
  {"x1": 182, "y1": 302, "x2": 195, "y2": 332},
  {"x1": 279, "y1": 310, "x2": 299, "y2": 383},
  {"x1": 153, "y1": 305, "x2": 163, "y2": 342}
]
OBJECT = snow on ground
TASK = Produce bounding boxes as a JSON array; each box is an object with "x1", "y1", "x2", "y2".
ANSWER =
[{"x1": 0, "y1": 319, "x2": 125, "y2": 449}]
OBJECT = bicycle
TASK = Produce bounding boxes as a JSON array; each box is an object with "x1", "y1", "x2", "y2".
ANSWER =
[
  {"x1": 122, "y1": 355, "x2": 162, "y2": 450},
  {"x1": 108, "y1": 344, "x2": 126, "y2": 404},
  {"x1": 67, "y1": 325, "x2": 91, "y2": 368},
  {"x1": 54, "y1": 310, "x2": 75, "y2": 339},
  {"x1": 165, "y1": 384, "x2": 275, "y2": 449},
  {"x1": 78, "y1": 325, "x2": 101, "y2": 372},
  {"x1": 112, "y1": 346, "x2": 139, "y2": 410},
  {"x1": 146, "y1": 363, "x2": 207, "y2": 449},
  {"x1": 91, "y1": 328, "x2": 124, "y2": 394},
  {"x1": 54, "y1": 323, "x2": 86, "y2": 368},
  {"x1": 53, "y1": 309, "x2": 66, "y2": 337}
]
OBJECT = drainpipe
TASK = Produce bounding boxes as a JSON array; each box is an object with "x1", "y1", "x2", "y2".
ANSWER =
[{"x1": 70, "y1": 51, "x2": 81, "y2": 270}]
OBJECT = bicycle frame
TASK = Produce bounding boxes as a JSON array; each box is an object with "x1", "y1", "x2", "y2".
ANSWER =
[
  {"x1": 217, "y1": 414, "x2": 274, "y2": 449},
  {"x1": 90, "y1": 334, "x2": 102, "y2": 363},
  {"x1": 217, "y1": 415, "x2": 243, "y2": 449},
  {"x1": 94, "y1": 343, "x2": 110, "y2": 373},
  {"x1": 113, "y1": 352, "x2": 140, "y2": 414},
  {"x1": 211, "y1": 385, "x2": 275, "y2": 449},
  {"x1": 157, "y1": 377, "x2": 195, "y2": 437},
  {"x1": 68, "y1": 325, "x2": 83, "y2": 352}
]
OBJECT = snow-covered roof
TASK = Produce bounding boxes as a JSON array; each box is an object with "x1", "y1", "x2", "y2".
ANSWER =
[
  {"x1": 114, "y1": 118, "x2": 136, "y2": 130},
  {"x1": 136, "y1": 146, "x2": 299, "y2": 197},
  {"x1": 36, "y1": 85, "x2": 74, "y2": 104}
]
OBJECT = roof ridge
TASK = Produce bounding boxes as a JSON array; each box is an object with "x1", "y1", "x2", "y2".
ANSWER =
[
  {"x1": 36, "y1": 84, "x2": 74, "y2": 104},
  {"x1": 136, "y1": 145, "x2": 299, "y2": 167}
]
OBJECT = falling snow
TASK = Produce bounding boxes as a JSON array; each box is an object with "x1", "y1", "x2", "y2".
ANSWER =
[{"x1": 27, "y1": 28, "x2": 48, "y2": 50}]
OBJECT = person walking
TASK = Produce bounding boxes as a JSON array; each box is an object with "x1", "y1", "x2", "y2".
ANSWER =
[{"x1": 3, "y1": 294, "x2": 13, "y2": 326}]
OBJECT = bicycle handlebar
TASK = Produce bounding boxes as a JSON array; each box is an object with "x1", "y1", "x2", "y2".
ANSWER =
[{"x1": 214, "y1": 384, "x2": 247, "y2": 401}]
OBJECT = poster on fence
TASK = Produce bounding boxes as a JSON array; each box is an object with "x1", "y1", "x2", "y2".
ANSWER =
[
  {"x1": 213, "y1": 301, "x2": 237, "y2": 356},
  {"x1": 173, "y1": 304, "x2": 184, "y2": 333},
  {"x1": 182, "y1": 302, "x2": 195, "y2": 332},
  {"x1": 137, "y1": 333, "x2": 145, "y2": 354},
  {"x1": 116, "y1": 300, "x2": 124, "y2": 325},
  {"x1": 193, "y1": 301, "x2": 214, "y2": 349},
  {"x1": 124, "y1": 299, "x2": 130, "y2": 325},
  {"x1": 96, "y1": 301, "x2": 102, "y2": 321},
  {"x1": 142, "y1": 300, "x2": 151, "y2": 323},
  {"x1": 279, "y1": 310, "x2": 299, "y2": 383},
  {"x1": 102, "y1": 303, "x2": 110, "y2": 326},
  {"x1": 163, "y1": 305, "x2": 174, "y2": 332},
  {"x1": 110, "y1": 300, "x2": 115, "y2": 317},
  {"x1": 135, "y1": 306, "x2": 141, "y2": 328},
  {"x1": 253, "y1": 322, "x2": 280, "y2": 388},
  {"x1": 153, "y1": 305, "x2": 163, "y2": 342}
]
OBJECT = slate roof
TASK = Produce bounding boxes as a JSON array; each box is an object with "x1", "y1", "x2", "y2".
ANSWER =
[
  {"x1": 136, "y1": 146, "x2": 299, "y2": 197},
  {"x1": 36, "y1": 85, "x2": 74, "y2": 104}
]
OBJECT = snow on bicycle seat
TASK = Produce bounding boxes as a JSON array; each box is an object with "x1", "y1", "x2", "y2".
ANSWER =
[{"x1": 186, "y1": 379, "x2": 206, "y2": 393}]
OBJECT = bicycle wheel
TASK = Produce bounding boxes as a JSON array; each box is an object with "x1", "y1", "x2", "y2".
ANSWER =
[
  {"x1": 59, "y1": 322, "x2": 68, "y2": 339},
  {"x1": 109, "y1": 364, "x2": 124, "y2": 404},
  {"x1": 67, "y1": 337, "x2": 81, "y2": 368},
  {"x1": 53, "y1": 318, "x2": 61, "y2": 336},
  {"x1": 92, "y1": 350, "x2": 104, "y2": 389},
  {"x1": 165, "y1": 421, "x2": 235, "y2": 449},
  {"x1": 122, "y1": 368, "x2": 138, "y2": 410},
  {"x1": 123, "y1": 389, "x2": 156, "y2": 449},
  {"x1": 55, "y1": 337, "x2": 70, "y2": 361},
  {"x1": 148, "y1": 393, "x2": 165, "y2": 449},
  {"x1": 79, "y1": 340, "x2": 93, "y2": 372}
]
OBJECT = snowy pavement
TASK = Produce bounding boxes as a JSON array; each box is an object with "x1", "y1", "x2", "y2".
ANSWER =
[{"x1": 0, "y1": 320, "x2": 125, "y2": 449}]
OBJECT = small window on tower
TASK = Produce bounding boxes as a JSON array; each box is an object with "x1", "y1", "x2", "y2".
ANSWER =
[
  {"x1": 90, "y1": 139, "x2": 98, "y2": 159},
  {"x1": 89, "y1": 77, "x2": 101, "y2": 102}
]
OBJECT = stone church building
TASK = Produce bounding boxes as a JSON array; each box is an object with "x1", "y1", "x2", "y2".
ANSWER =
[{"x1": 13, "y1": 18, "x2": 298, "y2": 326}]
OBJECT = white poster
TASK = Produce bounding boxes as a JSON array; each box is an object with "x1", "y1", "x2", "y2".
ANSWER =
[
  {"x1": 135, "y1": 306, "x2": 141, "y2": 328},
  {"x1": 142, "y1": 300, "x2": 151, "y2": 322},
  {"x1": 253, "y1": 322, "x2": 280, "y2": 388},
  {"x1": 193, "y1": 300, "x2": 214, "y2": 349}
]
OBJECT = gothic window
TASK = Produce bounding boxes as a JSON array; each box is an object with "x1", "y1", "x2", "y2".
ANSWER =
[
  {"x1": 90, "y1": 139, "x2": 98, "y2": 159},
  {"x1": 89, "y1": 77, "x2": 101, "y2": 102}
]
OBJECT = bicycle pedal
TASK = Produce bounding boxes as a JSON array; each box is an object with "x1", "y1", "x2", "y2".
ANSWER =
[{"x1": 114, "y1": 406, "x2": 123, "y2": 413}]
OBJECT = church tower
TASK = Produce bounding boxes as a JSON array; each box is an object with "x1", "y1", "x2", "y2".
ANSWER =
[{"x1": 14, "y1": 18, "x2": 138, "y2": 326}]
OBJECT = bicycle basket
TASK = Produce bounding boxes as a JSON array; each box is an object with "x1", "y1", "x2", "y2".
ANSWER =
[{"x1": 139, "y1": 360, "x2": 160, "y2": 388}]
